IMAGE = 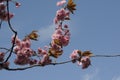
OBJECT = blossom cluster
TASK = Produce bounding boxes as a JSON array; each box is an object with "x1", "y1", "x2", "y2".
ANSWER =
[
  {"x1": 9, "y1": 0, "x2": 72, "y2": 66},
  {"x1": 54, "y1": 8, "x2": 70, "y2": 24},
  {"x1": 12, "y1": 36, "x2": 37, "y2": 65},
  {"x1": 11, "y1": 0, "x2": 71, "y2": 66},
  {"x1": 0, "y1": 0, "x2": 20, "y2": 21},
  {"x1": 70, "y1": 50, "x2": 91, "y2": 69},
  {"x1": 0, "y1": 61, "x2": 9, "y2": 70},
  {"x1": 48, "y1": 0, "x2": 71, "y2": 58},
  {"x1": 0, "y1": 52, "x2": 4, "y2": 62},
  {"x1": 0, "y1": 0, "x2": 92, "y2": 70},
  {"x1": 38, "y1": 47, "x2": 51, "y2": 66},
  {"x1": 11, "y1": 35, "x2": 52, "y2": 66},
  {"x1": 0, "y1": 52, "x2": 9, "y2": 69}
]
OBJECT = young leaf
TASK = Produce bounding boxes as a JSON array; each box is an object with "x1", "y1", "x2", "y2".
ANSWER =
[
  {"x1": 77, "y1": 50, "x2": 82, "y2": 56},
  {"x1": 67, "y1": 0, "x2": 76, "y2": 14},
  {"x1": 48, "y1": 48, "x2": 63, "y2": 58},
  {"x1": 27, "y1": 30, "x2": 39, "y2": 41},
  {"x1": 82, "y1": 51, "x2": 93, "y2": 57},
  {"x1": 54, "y1": 39, "x2": 61, "y2": 46}
]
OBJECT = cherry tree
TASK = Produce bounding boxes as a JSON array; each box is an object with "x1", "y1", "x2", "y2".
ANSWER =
[{"x1": 0, "y1": 0, "x2": 120, "y2": 72}]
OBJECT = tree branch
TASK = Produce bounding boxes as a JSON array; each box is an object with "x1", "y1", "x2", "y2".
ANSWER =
[
  {"x1": 3, "y1": 64, "x2": 42, "y2": 71},
  {"x1": 3, "y1": 0, "x2": 17, "y2": 63},
  {"x1": 92, "y1": 54, "x2": 120, "y2": 57},
  {"x1": 2, "y1": 54, "x2": 120, "y2": 71},
  {"x1": 0, "y1": 20, "x2": 2, "y2": 29}
]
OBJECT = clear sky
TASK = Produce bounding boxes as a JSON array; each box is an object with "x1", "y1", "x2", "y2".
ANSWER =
[{"x1": 0, "y1": 0, "x2": 120, "y2": 80}]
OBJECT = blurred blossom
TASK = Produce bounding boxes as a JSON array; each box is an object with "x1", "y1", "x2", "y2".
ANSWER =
[{"x1": 56, "y1": 0, "x2": 66, "y2": 6}]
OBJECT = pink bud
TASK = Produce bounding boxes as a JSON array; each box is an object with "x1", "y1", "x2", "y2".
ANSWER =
[{"x1": 15, "y1": 2, "x2": 21, "y2": 8}]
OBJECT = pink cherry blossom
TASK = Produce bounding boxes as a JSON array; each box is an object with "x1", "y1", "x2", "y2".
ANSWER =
[
  {"x1": 50, "y1": 41, "x2": 61, "y2": 51},
  {"x1": 39, "y1": 54, "x2": 51, "y2": 66},
  {"x1": 2, "y1": 62, "x2": 10, "y2": 68},
  {"x1": 70, "y1": 50, "x2": 79, "y2": 60},
  {"x1": 15, "y1": 2, "x2": 21, "y2": 8},
  {"x1": 54, "y1": 8, "x2": 70, "y2": 24},
  {"x1": 56, "y1": 0, "x2": 66, "y2": 6},
  {"x1": 56, "y1": 8, "x2": 66, "y2": 21},
  {"x1": 0, "y1": 2, "x2": 5, "y2": 10},
  {"x1": 61, "y1": 36, "x2": 69, "y2": 46},
  {"x1": 64, "y1": 24, "x2": 68, "y2": 28},
  {"x1": 70, "y1": 50, "x2": 91, "y2": 69},
  {"x1": 29, "y1": 59, "x2": 37, "y2": 65},
  {"x1": 14, "y1": 46, "x2": 20, "y2": 53},
  {"x1": 22, "y1": 39, "x2": 31, "y2": 48},
  {"x1": 0, "y1": 0, "x2": 20, "y2": 21},
  {"x1": 2, "y1": 12, "x2": 14, "y2": 21},
  {"x1": 0, "y1": 52, "x2": 4, "y2": 62},
  {"x1": 12, "y1": 35, "x2": 36, "y2": 65},
  {"x1": 38, "y1": 48, "x2": 47, "y2": 56},
  {"x1": 37, "y1": 48, "x2": 52, "y2": 66},
  {"x1": 38, "y1": 48, "x2": 42, "y2": 53},
  {"x1": 80, "y1": 56, "x2": 91, "y2": 69},
  {"x1": 11, "y1": 35, "x2": 21, "y2": 46},
  {"x1": 14, "y1": 55, "x2": 30, "y2": 65},
  {"x1": 0, "y1": 61, "x2": 9, "y2": 70}
]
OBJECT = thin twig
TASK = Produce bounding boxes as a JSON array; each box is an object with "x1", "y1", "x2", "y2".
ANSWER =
[
  {"x1": 0, "y1": 47, "x2": 10, "y2": 51},
  {"x1": 92, "y1": 54, "x2": 120, "y2": 57},
  {"x1": 50, "y1": 60, "x2": 72, "y2": 65},
  {"x1": 6, "y1": 0, "x2": 17, "y2": 33},
  {"x1": 4, "y1": 0, "x2": 17, "y2": 63},
  {"x1": 3, "y1": 61, "x2": 73, "y2": 71},
  {"x1": 0, "y1": 20, "x2": 2, "y2": 29},
  {"x1": 3, "y1": 64, "x2": 42, "y2": 71},
  {"x1": 2, "y1": 54, "x2": 120, "y2": 71}
]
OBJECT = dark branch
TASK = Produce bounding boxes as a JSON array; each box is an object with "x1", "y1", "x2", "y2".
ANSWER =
[
  {"x1": 0, "y1": 20, "x2": 2, "y2": 29},
  {"x1": 92, "y1": 54, "x2": 120, "y2": 57},
  {"x1": 6, "y1": 0, "x2": 17, "y2": 33},
  {"x1": 3, "y1": 64, "x2": 42, "y2": 71},
  {"x1": 4, "y1": 0, "x2": 17, "y2": 63},
  {"x1": 2, "y1": 54, "x2": 120, "y2": 71},
  {"x1": 0, "y1": 47, "x2": 11, "y2": 53}
]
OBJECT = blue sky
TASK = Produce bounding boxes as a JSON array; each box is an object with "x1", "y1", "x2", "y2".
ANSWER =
[{"x1": 0, "y1": 0, "x2": 120, "y2": 80}]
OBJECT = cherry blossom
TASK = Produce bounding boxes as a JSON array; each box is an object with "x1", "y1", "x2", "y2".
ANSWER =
[
  {"x1": 70, "y1": 50, "x2": 91, "y2": 69},
  {"x1": 0, "y1": 61, "x2": 9, "y2": 70},
  {"x1": 0, "y1": 0, "x2": 20, "y2": 21},
  {"x1": 57, "y1": 0, "x2": 66, "y2": 6},
  {"x1": 0, "y1": 52, "x2": 5, "y2": 62},
  {"x1": 80, "y1": 56, "x2": 91, "y2": 69},
  {"x1": 54, "y1": 8, "x2": 70, "y2": 24},
  {"x1": 11, "y1": 35, "x2": 35, "y2": 65},
  {"x1": 15, "y1": 2, "x2": 21, "y2": 8}
]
